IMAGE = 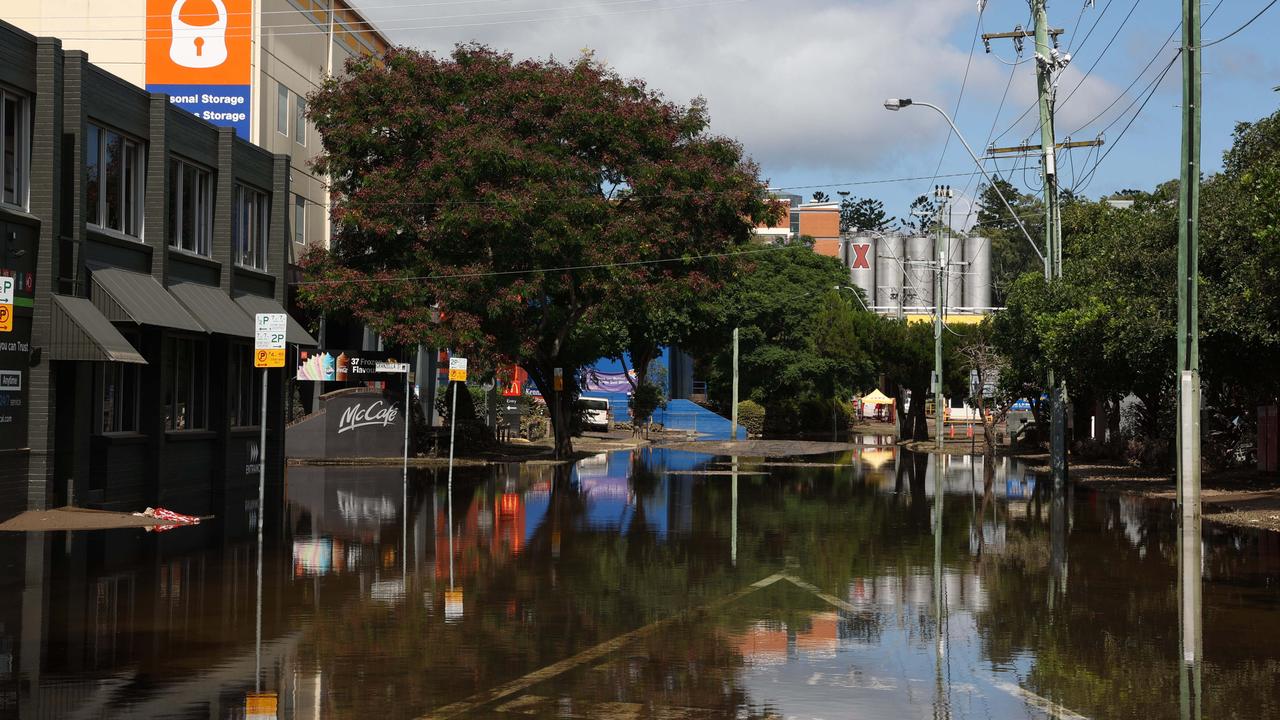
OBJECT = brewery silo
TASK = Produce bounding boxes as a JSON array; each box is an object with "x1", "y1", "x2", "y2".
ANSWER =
[
  {"x1": 876, "y1": 235, "x2": 903, "y2": 316},
  {"x1": 904, "y1": 236, "x2": 933, "y2": 311},
  {"x1": 964, "y1": 235, "x2": 992, "y2": 310},
  {"x1": 848, "y1": 235, "x2": 876, "y2": 304},
  {"x1": 944, "y1": 235, "x2": 965, "y2": 310}
]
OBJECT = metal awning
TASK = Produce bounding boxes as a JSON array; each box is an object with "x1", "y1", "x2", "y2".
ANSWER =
[
  {"x1": 169, "y1": 282, "x2": 254, "y2": 339},
  {"x1": 49, "y1": 295, "x2": 147, "y2": 364},
  {"x1": 233, "y1": 294, "x2": 318, "y2": 346},
  {"x1": 91, "y1": 267, "x2": 205, "y2": 333}
]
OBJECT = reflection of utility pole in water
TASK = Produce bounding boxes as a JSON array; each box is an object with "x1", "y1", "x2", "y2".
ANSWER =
[
  {"x1": 731, "y1": 459, "x2": 738, "y2": 567},
  {"x1": 1048, "y1": 480, "x2": 1069, "y2": 609},
  {"x1": 255, "y1": 501, "x2": 263, "y2": 692},
  {"x1": 932, "y1": 452, "x2": 950, "y2": 720},
  {"x1": 1179, "y1": 507, "x2": 1203, "y2": 720}
]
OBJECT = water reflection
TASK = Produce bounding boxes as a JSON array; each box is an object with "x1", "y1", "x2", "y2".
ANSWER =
[{"x1": 0, "y1": 448, "x2": 1278, "y2": 718}]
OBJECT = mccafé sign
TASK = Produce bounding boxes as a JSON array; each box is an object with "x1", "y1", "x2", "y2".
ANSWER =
[{"x1": 337, "y1": 400, "x2": 401, "y2": 435}]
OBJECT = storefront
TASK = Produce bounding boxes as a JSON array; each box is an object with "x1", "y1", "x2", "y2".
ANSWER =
[{"x1": 0, "y1": 21, "x2": 316, "y2": 519}]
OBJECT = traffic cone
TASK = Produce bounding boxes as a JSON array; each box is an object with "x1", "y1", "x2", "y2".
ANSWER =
[
  {"x1": 949, "y1": 424, "x2": 955, "y2": 439},
  {"x1": 967, "y1": 424, "x2": 974, "y2": 439}
]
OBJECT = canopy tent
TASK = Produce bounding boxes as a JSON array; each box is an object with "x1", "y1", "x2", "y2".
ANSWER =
[{"x1": 860, "y1": 389, "x2": 893, "y2": 406}]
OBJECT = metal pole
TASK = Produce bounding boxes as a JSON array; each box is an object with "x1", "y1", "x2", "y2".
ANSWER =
[
  {"x1": 402, "y1": 370, "x2": 410, "y2": 581},
  {"x1": 446, "y1": 382, "x2": 458, "y2": 589},
  {"x1": 730, "y1": 327, "x2": 739, "y2": 440},
  {"x1": 934, "y1": 189, "x2": 947, "y2": 452},
  {"x1": 255, "y1": 367, "x2": 267, "y2": 692},
  {"x1": 1176, "y1": 0, "x2": 1202, "y2": 512}
]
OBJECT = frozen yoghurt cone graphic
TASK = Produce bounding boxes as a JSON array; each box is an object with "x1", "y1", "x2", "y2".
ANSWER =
[{"x1": 169, "y1": 0, "x2": 229, "y2": 69}]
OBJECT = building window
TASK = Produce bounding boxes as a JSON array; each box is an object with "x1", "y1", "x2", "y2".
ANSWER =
[
  {"x1": 230, "y1": 345, "x2": 264, "y2": 427},
  {"x1": 234, "y1": 184, "x2": 270, "y2": 270},
  {"x1": 293, "y1": 194, "x2": 306, "y2": 245},
  {"x1": 100, "y1": 362, "x2": 140, "y2": 433},
  {"x1": 168, "y1": 157, "x2": 213, "y2": 255},
  {"x1": 294, "y1": 96, "x2": 307, "y2": 146},
  {"x1": 86, "y1": 124, "x2": 145, "y2": 237},
  {"x1": 2, "y1": 89, "x2": 30, "y2": 209},
  {"x1": 277, "y1": 83, "x2": 289, "y2": 137},
  {"x1": 164, "y1": 337, "x2": 208, "y2": 430}
]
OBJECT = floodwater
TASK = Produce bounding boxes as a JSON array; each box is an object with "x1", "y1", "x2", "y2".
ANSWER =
[{"x1": 1, "y1": 443, "x2": 1279, "y2": 719}]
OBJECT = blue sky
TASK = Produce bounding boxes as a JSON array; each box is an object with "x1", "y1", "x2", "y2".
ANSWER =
[{"x1": 363, "y1": 0, "x2": 1279, "y2": 224}]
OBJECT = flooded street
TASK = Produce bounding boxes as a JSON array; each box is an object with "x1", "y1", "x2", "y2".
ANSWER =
[{"x1": 2, "y1": 443, "x2": 1279, "y2": 719}]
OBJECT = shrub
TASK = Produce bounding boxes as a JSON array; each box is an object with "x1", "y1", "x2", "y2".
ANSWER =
[{"x1": 737, "y1": 400, "x2": 765, "y2": 438}]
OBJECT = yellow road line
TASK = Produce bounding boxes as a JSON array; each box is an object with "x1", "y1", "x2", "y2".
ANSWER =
[{"x1": 420, "y1": 572, "x2": 788, "y2": 719}]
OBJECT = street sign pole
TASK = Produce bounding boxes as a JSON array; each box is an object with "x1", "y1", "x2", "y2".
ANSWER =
[
  {"x1": 445, "y1": 357, "x2": 467, "y2": 589},
  {"x1": 251, "y1": 311, "x2": 283, "y2": 693}
]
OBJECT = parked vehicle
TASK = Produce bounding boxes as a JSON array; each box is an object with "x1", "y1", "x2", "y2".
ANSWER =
[{"x1": 576, "y1": 396, "x2": 612, "y2": 432}]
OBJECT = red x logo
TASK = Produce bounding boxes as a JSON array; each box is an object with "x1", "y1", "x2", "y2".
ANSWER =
[{"x1": 851, "y1": 243, "x2": 872, "y2": 269}]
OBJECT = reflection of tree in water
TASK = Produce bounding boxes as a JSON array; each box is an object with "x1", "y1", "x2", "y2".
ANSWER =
[{"x1": 972, "y1": 484, "x2": 1280, "y2": 719}]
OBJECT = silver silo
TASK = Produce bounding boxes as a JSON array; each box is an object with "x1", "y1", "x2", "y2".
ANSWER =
[
  {"x1": 964, "y1": 235, "x2": 992, "y2": 310},
  {"x1": 944, "y1": 235, "x2": 964, "y2": 311},
  {"x1": 904, "y1": 236, "x2": 933, "y2": 311},
  {"x1": 876, "y1": 235, "x2": 903, "y2": 316},
  {"x1": 848, "y1": 235, "x2": 876, "y2": 304}
]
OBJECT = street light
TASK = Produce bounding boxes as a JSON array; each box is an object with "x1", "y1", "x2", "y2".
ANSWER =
[
  {"x1": 834, "y1": 284, "x2": 870, "y2": 312},
  {"x1": 883, "y1": 97, "x2": 1046, "y2": 276}
]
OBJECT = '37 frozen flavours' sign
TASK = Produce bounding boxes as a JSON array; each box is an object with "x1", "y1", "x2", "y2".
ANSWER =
[{"x1": 296, "y1": 349, "x2": 409, "y2": 382}]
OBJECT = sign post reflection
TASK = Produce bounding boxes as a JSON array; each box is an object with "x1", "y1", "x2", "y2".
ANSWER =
[{"x1": 1179, "y1": 506, "x2": 1203, "y2": 720}]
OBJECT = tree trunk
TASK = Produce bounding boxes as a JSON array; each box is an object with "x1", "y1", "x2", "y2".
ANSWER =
[
  {"x1": 909, "y1": 382, "x2": 929, "y2": 441},
  {"x1": 525, "y1": 363, "x2": 576, "y2": 459},
  {"x1": 895, "y1": 386, "x2": 912, "y2": 439}
]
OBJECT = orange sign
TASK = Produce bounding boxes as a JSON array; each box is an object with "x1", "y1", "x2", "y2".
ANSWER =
[
  {"x1": 146, "y1": 0, "x2": 253, "y2": 138},
  {"x1": 146, "y1": 0, "x2": 252, "y2": 85},
  {"x1": 255, "y1": 348, "x2": 285, "y2": 368}
]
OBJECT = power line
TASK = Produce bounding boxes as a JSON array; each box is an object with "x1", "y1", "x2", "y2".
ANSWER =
[
  {"x1": 1070, "y1": 51, "x2": 1180, "y2": 192},
  {"x1": 922, "y1": 9, "x2": 985, "y2": 202},
  {"x1": 40, "y1": 0, "x2": 754, "y2": 41},
  {"x1": 292, "y1": 170, "x2": 985, "y2": 210},
  {"x1": 1197, "y1": 0, "x2": 1278, "y2": 48}
]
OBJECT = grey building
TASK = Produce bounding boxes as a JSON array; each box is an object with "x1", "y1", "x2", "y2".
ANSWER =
[{"x1": 0, "y1": 19, "x2": 315, "y2": 520}]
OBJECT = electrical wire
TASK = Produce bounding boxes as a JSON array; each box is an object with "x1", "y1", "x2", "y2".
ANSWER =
[
  {"x1": 925, "y1": 8, "x2": 986, "y2": 195},
  {"x1": 41, "y1": 0, "x2": 755, "y2": 40},
  {"x1": 1197, "y1": 0, "x2": 1278, "y2": 48},
  {"x1": 1070, "y1": 51, "x2": 1180, "y2": 192}
]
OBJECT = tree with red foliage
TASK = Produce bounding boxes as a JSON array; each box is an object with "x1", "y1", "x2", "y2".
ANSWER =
[{"x1": 299, "y1": 45, "x2": 777, "y2": 457}]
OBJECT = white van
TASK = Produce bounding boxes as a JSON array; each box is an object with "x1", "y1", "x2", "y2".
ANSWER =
[{"x1": 576, "y1": 396, "x2": 612, "y2": 432}]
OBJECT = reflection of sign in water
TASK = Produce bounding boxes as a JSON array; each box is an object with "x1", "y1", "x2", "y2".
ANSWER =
[
  {"x1": 337, "y1": 400, "x2": 400, "y2": 434},
  {"x1": 243, "y1": 438, "x2": 260, "y2": 475},
  {"x1": 146, "y1": 0, "x2": 252, "y2": 138}
]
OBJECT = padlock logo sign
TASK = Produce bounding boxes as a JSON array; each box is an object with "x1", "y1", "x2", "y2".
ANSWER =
[{"x1": 169, "y1": 0, "x2": 228, "y2": 69}]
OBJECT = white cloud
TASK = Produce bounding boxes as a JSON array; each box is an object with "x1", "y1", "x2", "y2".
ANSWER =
[{"x1": 361, "y1": 0, "x2": 1120, "y2": 189}]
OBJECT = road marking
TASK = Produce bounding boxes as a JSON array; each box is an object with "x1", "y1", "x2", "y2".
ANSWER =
[{"x1": 420, "y1": 572, "x2": 788, "y2": 719}]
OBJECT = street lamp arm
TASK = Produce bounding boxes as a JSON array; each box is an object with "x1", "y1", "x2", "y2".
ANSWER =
[
  {"x1": 889, "y1": 99, "x2": 1047, "y2": 271},
  {"x1": 834, "y1": 285, "x2": 871, "y2": 312}
]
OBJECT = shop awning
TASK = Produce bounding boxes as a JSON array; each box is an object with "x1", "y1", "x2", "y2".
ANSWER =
[
  {"x1": 169, "y1": 282, "x2": 254, "y2": 339},
  {"x1": 233, "y1": 293, "x2": 318, "y2": 346},
  {"x1": 49, "y1": 295, "x2": 147, "y2": 364},
  {"x1": 91, "y1": 267, "x2": 205, "y2": 333}
]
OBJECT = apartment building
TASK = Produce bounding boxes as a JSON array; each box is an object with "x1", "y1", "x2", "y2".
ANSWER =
[
  {"x1": 0, "y1": 0, "x2": 390, "y2": 253},
  {"x1": 0, "y1": 19, "x2": 316, "y2": 518}
]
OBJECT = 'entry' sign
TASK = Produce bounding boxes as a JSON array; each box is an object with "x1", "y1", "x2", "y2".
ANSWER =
[
  {"x1": 448, "y1": 357, "x2": 468, "y2": 382},
  {"x1": 254, "y1": 312, "x2": 287, "y2": 367},
  {"x1": 0, "y1": 276, "x2": 13, "y2": 333}
]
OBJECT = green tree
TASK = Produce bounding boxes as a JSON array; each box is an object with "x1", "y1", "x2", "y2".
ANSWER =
[
  {"x1": 298, "y1": 45, "x2": 775, "y2": 458},
  {"x1": 840, "y1": 195, "x2": 896, "y2": 233}
]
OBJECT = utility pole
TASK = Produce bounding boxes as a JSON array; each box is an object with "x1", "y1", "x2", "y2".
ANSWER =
[
  {"x1": 984, "y1": 2, "x2": 1071, "y2": 486},
  {"x1": 1176, "y1": 0, "x2": 1202, "y2": 517},
  {"x1": 933, "y1": 185, "x2": 952, "y2": 452},
  {"x1": 730, "y1": 327, "x2": 740, "y2": 441}
]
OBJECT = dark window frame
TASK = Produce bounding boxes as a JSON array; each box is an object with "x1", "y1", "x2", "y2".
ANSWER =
[
  {"x1": 85, "y1": 123, "x2": 145, "y2": 238},
  {"x1": 233, "y1": 183, "x2": 270, "y2": 270},
  {"x1": 168, "y1": 156, "x2": 214, "y2": 256},
  {"x1": 1, "y1": 87, "x2": 31, "y2": 210},
  {"x1": 229, "y1": 344, "x2": 264, "y2": 428},
  {"x1": 163, "y1": 335, "x2": 210, "y2": 431}
]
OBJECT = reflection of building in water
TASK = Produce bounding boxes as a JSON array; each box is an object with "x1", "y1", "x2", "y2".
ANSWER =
[
  {"x1": 845, "y1": 571, "x2": 988, "y2": 616},
  {"x1": 733, "y1": 612, "x2": 841, "y2": 664}
]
